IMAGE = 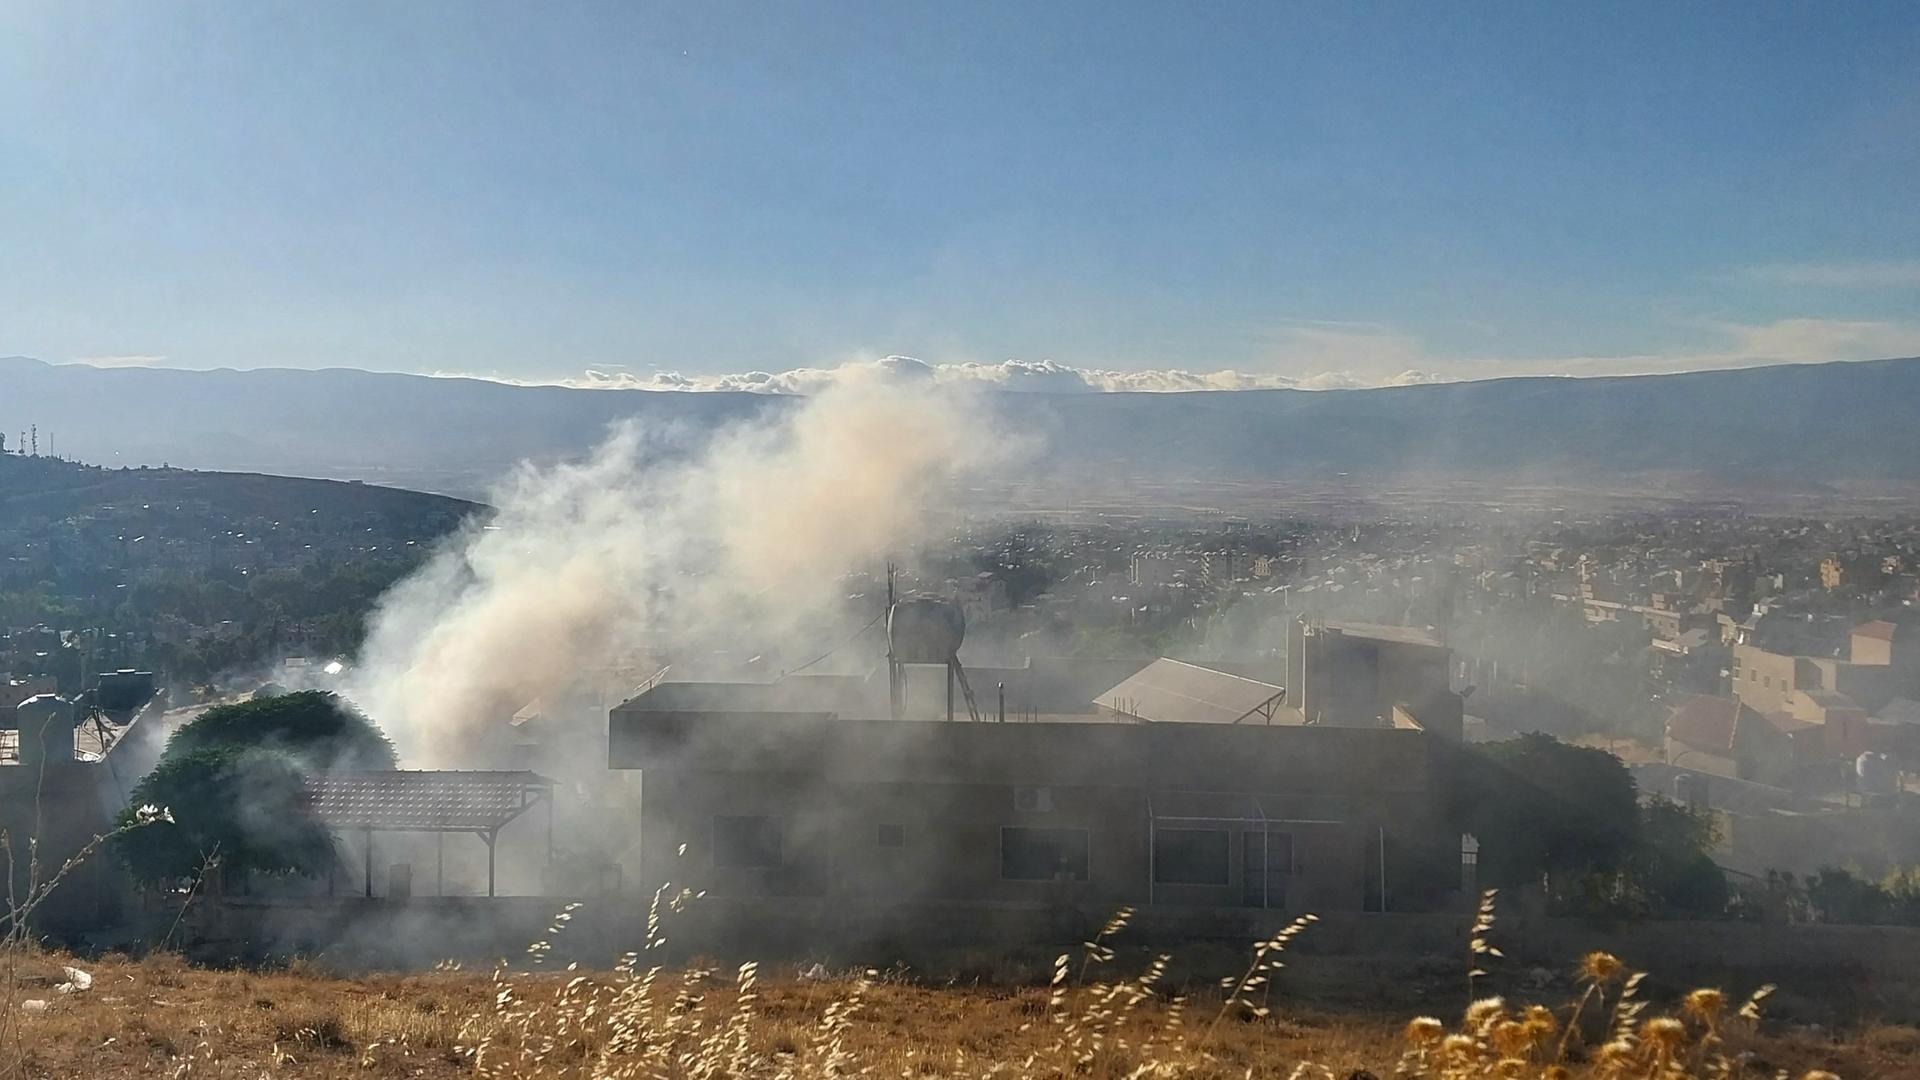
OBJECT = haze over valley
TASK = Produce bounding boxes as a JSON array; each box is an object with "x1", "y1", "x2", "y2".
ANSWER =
[{"x1": 5, "y1": 353, "x2": 1918, "y2": 507}]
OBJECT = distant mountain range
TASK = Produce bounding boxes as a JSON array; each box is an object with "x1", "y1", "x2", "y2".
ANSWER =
[{"x1": 3, "y1": 355, "x2": 1917, "y2": 501}]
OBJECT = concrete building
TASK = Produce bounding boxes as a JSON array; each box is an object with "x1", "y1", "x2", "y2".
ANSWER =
[
  {"x1": 1851, "y1": 620, "x2": 1903, "y2": 667},
  {"x1": 0, "y1": 690, "x2": 165, "y2": 932},
  {"x1": 1733, "y1": 619, "x2": 1920, "y2": 722},
  {"x1": 1729, "y1": 643, "x2": 1805, "y2": 715},
  {"x1": 1664, "y1": 694, "x2": 1799, "y2": 784},
  {"x1": 1649, "y1": 628, "x2": 1724, "y2": 695},
  {"x1": 1284, "y1": 619, "x2": 1464, "y2": 740},
  {"x1": 1781, "y1": 689, "x2": 1872, "y2": 760},
  {"x1": 1821, "y1": 556, "x2": 1845, "y2": 591},
  {"x1": 1198, "y1": 551, "x2": 1242, "y2": 592},
  {"x1": 609, "y1": 689, "x2": 1451, "y2": 916}
]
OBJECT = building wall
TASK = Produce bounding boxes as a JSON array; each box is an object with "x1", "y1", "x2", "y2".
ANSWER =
[
  {"x1": 1734, "y1": 643, "x2": 1917, "y2": 719},
  {"x1": 637, "y1": 771, "x2": 1367, "y2": 913},
  {"x1": 1827, "y1": 661, "x2": 1909, "y2": 715},
  {"x1": 0, "y1": 760, "x2": 130, "y2": 933},
  {"x1": 1285, "y1": 623, "x2": 1461, "y2": 738},
  {"x1": 1853, "y1": 631, "x2": 1894, "y2": 667},
  {"x1": 1730, "y1": 644, "x2": 1799, "y2": 714},
  {"x1": 611, "y1": 710, "x2": 1445, "y2": 915}
]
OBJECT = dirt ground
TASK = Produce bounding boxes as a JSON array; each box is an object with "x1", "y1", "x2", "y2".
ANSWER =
[{"x1": 0, "y1": 948, "x2": 1908, "y2": 1079}]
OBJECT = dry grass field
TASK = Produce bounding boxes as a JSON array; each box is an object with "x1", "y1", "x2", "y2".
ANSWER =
[{"x1": 0, "y1": 907, "x2": 1909, "y2": 1079}]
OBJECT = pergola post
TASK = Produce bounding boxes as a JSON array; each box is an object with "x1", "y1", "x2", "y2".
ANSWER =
[
  {"x1": 481, "y1": 829, "x2": 498, "y2": 897},
  {"x1": 307, "y1": 771, "x2": 556, "y2": 903}
]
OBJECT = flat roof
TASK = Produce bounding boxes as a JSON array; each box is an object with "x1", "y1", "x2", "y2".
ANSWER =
[{"x1": 616, "y1": 677, "x2": 881, "y2": 716}]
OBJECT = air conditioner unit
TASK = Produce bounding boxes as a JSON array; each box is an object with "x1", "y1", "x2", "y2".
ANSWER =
[{"x1": 1013, "y1": 786, "x2": 1054, "y2": 813}]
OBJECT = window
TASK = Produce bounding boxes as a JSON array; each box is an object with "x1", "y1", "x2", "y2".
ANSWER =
[
  {"x1": 1001, "y1": 827, "x2": 1089, "y2": 881},
  {"x1": 713, "y1": 815, "x2": 782, "y2": 868},
  {"x1": 1153, "y1": 828, "x2": 1229, "y2": 885},
  {"x1": 1243, "y1": 831, "x2": 1294, "y2": 908},
  {"x1": 876, "y1": 823, "x2": 904, "y2": 848}
]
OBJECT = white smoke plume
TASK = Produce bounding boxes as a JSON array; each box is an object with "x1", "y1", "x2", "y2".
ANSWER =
[{"x1": 347, "y1": 373, "x2": 1019, "y2": 767}]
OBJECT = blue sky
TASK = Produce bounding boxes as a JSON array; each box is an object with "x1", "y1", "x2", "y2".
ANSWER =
[{"x1": 3, "y1": 2, "x2": 1918, "y2": 389}]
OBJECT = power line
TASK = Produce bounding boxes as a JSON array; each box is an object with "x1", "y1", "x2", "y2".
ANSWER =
[{"x1": 786, "y1": 610, "x2": 885, "y2": 675}]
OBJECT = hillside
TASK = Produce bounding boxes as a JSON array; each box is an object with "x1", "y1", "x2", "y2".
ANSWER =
[
  {"x1": 0, "y1": 454, "x2": 479, "y2": 682},
  {"x1": 0, "y1": 452, "x2": 478, "y2": 529},
  {"x1": 3, "y1": 356, "x2": 1919, "y2": 499}
]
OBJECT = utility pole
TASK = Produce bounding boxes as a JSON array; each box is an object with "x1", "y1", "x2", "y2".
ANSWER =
[{"x1": 886, "y1": 563, "x2": 901, "y2": 721}]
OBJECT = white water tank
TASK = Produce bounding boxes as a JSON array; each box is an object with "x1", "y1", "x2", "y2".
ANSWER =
[
  {"x1": 1857, "y1": 751, "x2": 1898, "y2": 796},
  {"x1": 15, "y1": 694, "x2": 77, "y2": 767}
]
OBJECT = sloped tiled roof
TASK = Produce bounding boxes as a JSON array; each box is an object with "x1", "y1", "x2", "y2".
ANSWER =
[
  {"x1": 1854, "y1": 620, "x2": 1898, "y2": 642},
  {"x1": 1667, "y1": 695, "x2": 1741, "y2": 753},
  {"x1": 306, "y1": 770, "x2": 554, "y2": 831}
]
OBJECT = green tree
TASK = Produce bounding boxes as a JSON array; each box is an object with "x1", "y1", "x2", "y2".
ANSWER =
[
  {"x1": 1806, "y1": 867, "x2": 1889, "y2": 925},
  {"x1": 117, "y1": 748, "x2": 335, "y2": 884},
  {"x1": 1447, "y1": 733, "x2": 1642, "y2": 891},
  {"x1": 116, "y1": 691, "x2": 396, "y2": 885},
  {"x1": 1446, "y1": 735, "x2": 1731, "y2": 918},
  {"x1": 1630, "y1": 800, "x2": 1728, "y2": 917},
  {"x1": 158, "y1": 689, "x2": 395, "y2": 767}
]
